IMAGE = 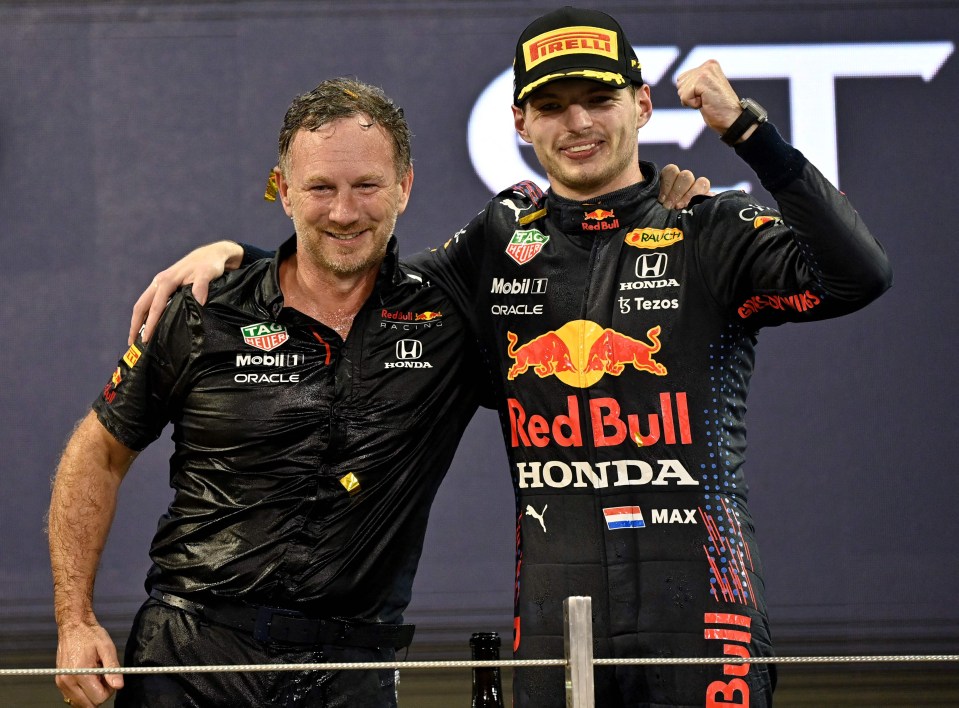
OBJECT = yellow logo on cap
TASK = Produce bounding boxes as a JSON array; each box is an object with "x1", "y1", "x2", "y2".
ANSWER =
[{"x1": 523, "y1": 25, "x2": 617, "y2": 70}]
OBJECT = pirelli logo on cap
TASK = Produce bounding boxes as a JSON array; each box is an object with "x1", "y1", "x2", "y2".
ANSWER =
[{"x1": 523, "y1": 25, "x2": 617, "y2": 70}]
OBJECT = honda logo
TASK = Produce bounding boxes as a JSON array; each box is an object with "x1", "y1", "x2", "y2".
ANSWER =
[
  {"x1": 396, "y1": 339, "x2": 423, "y2": 360},
  {"x1": 635, "y1": 252, "x2": 668, "y2": 279}
]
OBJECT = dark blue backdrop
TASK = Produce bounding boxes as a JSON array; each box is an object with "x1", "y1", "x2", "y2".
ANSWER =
[{"x1": 1, "y1": 0, "x2": 956, "y2": 658}]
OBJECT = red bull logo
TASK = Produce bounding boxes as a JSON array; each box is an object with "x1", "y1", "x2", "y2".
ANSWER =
[
  {"x1": 704, "y1": 612, "x2": 754, "y2": 708},
  {"x1": 415, "y1": 311, "x2": 442, "y2": 321},
  {"x1": 103, "y1": 366, "x2": 124, "y2": 404},
  {"x1": 582, "y1": 208, "x2": 620, "y2": 231},
  {"x1": 506, "y1": 331, "x2": 576, "y2": 380},
  {"x1": 585, "y1": 326, "x2": 667, "y2": 376},
  {"x1": 506, "y1": 320, "x2": 667, "y2": 387},
  {"x1": 508, "y1": 392, "x2": 692, "y2": 449},
  {"x1": 583, "y1": 208, "x2": 616, "y2": 221}
]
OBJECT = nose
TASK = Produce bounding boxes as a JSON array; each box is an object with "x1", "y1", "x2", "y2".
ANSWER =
[
  {"x1": 565, "y1": 102, "x2": 593, "y2": 132},
  {"x1": 328, "y1": 189, "x2": 359, "y2": 225}
]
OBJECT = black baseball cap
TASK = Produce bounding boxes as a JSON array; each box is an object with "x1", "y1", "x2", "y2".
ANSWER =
[{"x1": 513, "y1": 6, "x2": 644, "y2": 105}]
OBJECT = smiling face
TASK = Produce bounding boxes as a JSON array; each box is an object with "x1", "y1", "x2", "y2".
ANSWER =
[
  {"x1": 513, "y1": 79, "x2": 652, "y2": 201},
  {"x1": 277, "y1": 117, "x2": 413, "y2": 279}
]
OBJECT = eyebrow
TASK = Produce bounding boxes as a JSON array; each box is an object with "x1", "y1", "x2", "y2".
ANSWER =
[
  {"x1": 303, "y1": 170, "x2": 388, "y2": 185},
  {"x1": 531, "y1": 85, "x2": 618, "y2": 101}
]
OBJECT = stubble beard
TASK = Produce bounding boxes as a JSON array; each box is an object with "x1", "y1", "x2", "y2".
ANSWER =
[
  {"x1": 548, "y1": 142, "x2": 636, "y2": 199},
  {"x1": 296, "y1": 213, "x2": 397, "y2": 278}
]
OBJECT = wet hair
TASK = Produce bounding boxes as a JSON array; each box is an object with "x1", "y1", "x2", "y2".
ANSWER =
[{"x1": 277, "y1": 77, "x2": 411, "y2": 179}]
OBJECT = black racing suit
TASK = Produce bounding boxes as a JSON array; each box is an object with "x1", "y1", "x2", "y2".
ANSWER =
[
  {"x1": 412, "y1": 122, "x2": 892, "y2": 707},
  {"x1": 94, "y1": 236, "x2": 482, "y2": 707}
]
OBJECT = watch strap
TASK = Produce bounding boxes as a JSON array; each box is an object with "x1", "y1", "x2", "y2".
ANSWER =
[{"x1": 721, "y1": 99, "x2": 767, "y2": 146}]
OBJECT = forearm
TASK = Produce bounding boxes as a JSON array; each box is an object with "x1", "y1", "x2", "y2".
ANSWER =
[
  {"x1": 48, "y1": 412, "x2": 134, "y2": 628},
  {"x1": 239, "y1": 242, "x2": 277, "y2": 266}
]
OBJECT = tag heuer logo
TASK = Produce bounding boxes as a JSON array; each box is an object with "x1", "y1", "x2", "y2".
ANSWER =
[
  {"x1": 506, "y1": 229, "x2": 549, "y2": 265},
  {"x1": 241, "y1": 322, "x2": 289, "y2": 351}
]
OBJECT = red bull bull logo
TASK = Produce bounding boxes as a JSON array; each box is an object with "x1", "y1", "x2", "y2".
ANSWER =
[
  {"x1": 585, "y1": 326, "x2": 667, "y2": 376},
  {"x1": 582, "y1": 208, "x2": 620, "y2": 231},
  {"x1": 414, "y1": 311, "x2": 442, "y2": 321},
  {"x1": 506, "y1": 331, "x2": 576, "y2": 380},
  {"x1": 583, "y1": 208, "x2": 616, "y2": 221},
  {"x1": 505, "y1": 320, "x2": 667, "y2": 387}
]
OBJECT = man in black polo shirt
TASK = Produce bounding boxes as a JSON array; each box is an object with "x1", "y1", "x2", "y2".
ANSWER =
[{"x1": 48, "y1": 79, "x2": 484, "y2": 708}]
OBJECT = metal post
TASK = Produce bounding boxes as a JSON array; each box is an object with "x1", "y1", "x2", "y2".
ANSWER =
[{"x1": 563, "y1": 596, "x2": 594, "y2": 708}]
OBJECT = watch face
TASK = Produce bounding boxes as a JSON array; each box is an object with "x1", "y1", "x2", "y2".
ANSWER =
[{"x1": 743, "y1": 98, "x2": 768, "y2": 122}]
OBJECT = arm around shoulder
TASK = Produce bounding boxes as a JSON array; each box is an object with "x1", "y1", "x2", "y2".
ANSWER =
[{"x1": 129, "y1": 240, "x2": 248, "y2": 345}]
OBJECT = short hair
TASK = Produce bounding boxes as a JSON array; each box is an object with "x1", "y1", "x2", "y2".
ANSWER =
[{"x1": 277, "y1": 77, "x2": 411, "y2": 179}]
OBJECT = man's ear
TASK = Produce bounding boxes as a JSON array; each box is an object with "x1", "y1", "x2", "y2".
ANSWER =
[
  {"x1": 275, "y1": 167, "x2": 293, "y2": 217},
  {"x1": 396, "y1": 166, "x2": 414, "y2": 216},
  {"x1": 634, "y1": 84, "x2": 653, "y2": 129},
  {"x1": 512, "y1": 104, "x2": 532, "y2": 144}
]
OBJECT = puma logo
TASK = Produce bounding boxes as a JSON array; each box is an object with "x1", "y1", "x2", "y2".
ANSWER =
[
  {"x1": 526, "y1": 504, "x2": 548, "y2": 533},
  {"x1": 500, "y1": 199, "x2": 528, "y2": 222}
]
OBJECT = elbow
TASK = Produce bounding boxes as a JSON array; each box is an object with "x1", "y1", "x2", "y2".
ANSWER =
[
  {"x1": 847, "y1": 254, "x2": 893, "y2": 307},
  {"x1": 865, "y1": 253, "x2": 894, "y2": 301}
]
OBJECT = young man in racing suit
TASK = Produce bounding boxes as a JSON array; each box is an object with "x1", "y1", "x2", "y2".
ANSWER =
[
  {"x1": 412, "y1": 8, "x2": 892, "y2": 706},
  {"x1": 128, "y1": 7, "x2": 892, "y2": 707}
]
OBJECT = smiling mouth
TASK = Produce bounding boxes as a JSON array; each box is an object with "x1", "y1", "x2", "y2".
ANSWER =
[
  {"x1": 326, "y1": 230, "x2": 366, "y2": 241},
  {"x1": 560, "y1": 141, "x2": 603, "y2": 159}
]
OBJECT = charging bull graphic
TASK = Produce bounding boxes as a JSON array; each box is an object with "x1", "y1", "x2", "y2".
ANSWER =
[
  {"x1": 506, "y1": 330, "x2": 576, "y2": 380},
  {"x1": 585, "y1": 325, "x2": 666, "y2": 376},
  {"x1": 506, "y1": 320, "x2": 667, "y2": 387}
]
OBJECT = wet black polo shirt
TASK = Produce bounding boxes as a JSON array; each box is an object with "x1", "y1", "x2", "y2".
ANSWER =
[{"x1": 94, "y1": 236, "x2": 482, "y2": 622}]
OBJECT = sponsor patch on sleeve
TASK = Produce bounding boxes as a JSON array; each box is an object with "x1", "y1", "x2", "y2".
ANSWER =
[{"x1": 122, "y1": 344, "x2": 142, "y2": 368}]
